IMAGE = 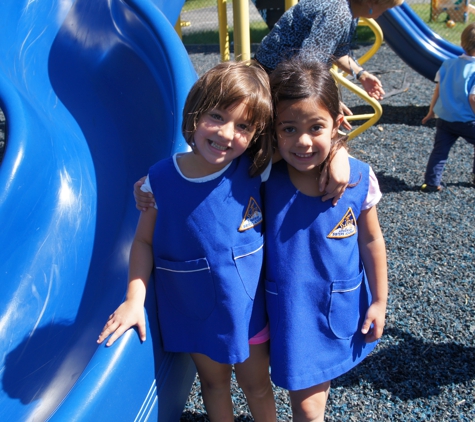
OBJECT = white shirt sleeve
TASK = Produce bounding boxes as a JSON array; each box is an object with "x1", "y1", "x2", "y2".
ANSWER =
[
  {"x1": 141, "y1": 175, "x2": 158, "y2": 209},
  {"x1": 362, "y1": 166, "x2": 382, "y2": 210},
  {"x1": 260, "y1": 160, "x2": 273, "y2": 183}
]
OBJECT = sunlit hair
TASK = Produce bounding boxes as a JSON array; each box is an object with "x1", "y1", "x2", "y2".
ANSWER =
[
  {"x1": 461, "y1": 22, "x2": 475, "y2": 55},
  {"x1": 182, "y1": 61, "x2": 273, "y2": 177},
  {"x1": 353, "y1": 0, "x2": 404, "y2": 7},
  {"x1": 269, "y1": 59, "x2": 348, "y2": 178}
]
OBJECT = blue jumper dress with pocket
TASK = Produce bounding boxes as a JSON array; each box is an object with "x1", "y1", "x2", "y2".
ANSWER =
[
  {"x1": 148, "y1": 154, "x2": 266, "y2": 364},
  {"x1": 265, "y1": 158, "x2": 377, "y2": 390}
]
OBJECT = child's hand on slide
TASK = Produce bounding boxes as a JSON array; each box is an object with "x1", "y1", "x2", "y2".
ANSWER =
[{"x1": 97, "y1": 300, "x2": 146, "y2": 347}]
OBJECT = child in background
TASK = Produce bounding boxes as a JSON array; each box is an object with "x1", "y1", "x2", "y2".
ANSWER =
[
  {"x1": 265, "y1": 59, "x2": 388, "y2": 421},
  {"x1": 421, "y1": 22, "x2": 475, "y2": 192},
  {"x1": 98, "y1": 61, "x2": 276, "y2": 422}
]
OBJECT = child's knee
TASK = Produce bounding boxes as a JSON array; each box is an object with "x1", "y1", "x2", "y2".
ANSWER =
[
  {"x1": 199, "y1": 374, "x2": 231, "y2": 394},
  {"x1": 291, "y1": 404, "x2": 325, "y2": 422},
  {"x1": 289, "y1": 382, "x2": 330, "y2": 422},
  {"x1": 234, "y1": 367, "x2": 272, "y2": 398},
  {"x1": 238, "y1": 376, "x2": 273, "y2": 400},
  {"x1": 291, "y1": 396, "x2": 327, "y2": 422}
]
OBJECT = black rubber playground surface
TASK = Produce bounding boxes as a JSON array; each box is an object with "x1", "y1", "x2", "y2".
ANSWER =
[{"x1": 180, "y1": 43, "x2": 475, "y2": 421}]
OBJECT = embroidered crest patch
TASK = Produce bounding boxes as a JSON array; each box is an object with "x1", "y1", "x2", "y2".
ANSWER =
[
  {"x1": 327, "y1": 207, "x2": 357, "y2": 238},
  {"x1": 239, "y1": 197, "x2": 263, "y2": 231}
]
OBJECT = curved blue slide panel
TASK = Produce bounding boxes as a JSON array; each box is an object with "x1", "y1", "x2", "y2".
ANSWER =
[
  {"x1": 0, "y1": 0, "x2": 197, "y2": 420},
  {"x1": 377, "y1": 3, "x2": 464, "y2": 80}
]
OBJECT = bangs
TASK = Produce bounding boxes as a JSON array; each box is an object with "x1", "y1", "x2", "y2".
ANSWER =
[{"x1": 215, "y1": 76, "x2": 272, "y2": 131}]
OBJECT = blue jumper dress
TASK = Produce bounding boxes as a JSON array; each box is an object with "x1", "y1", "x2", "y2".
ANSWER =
[
  {"x1": 148, "y1": 154, "x2": 267, "y2": 364},
  {"x1": 265, "y1": 158, "x2": 377, "y2": 390}
]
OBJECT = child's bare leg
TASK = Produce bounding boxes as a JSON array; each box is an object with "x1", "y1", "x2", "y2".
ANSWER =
[
  {"x1": 190, "y1": 353, "x2": 234, "y2": 422},
  {"x1": 234, "y1": 342, "x2": 276, "y2": 421},
  {"x1": 289, "y1": 381, "x2": 331, "y2": 422}
]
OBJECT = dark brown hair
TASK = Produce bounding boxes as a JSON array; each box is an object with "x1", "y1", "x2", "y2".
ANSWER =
[
  {"x1": 269, "y1": 59, "x2": 348, "y2": 177},
  {"x1": 182, "y1": 61, "x2": 273, "y2": 176}
]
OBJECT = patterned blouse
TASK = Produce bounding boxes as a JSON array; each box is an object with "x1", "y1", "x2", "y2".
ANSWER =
[{"x1": 255, "y1": 0, "x2": 357, "y2": 71}]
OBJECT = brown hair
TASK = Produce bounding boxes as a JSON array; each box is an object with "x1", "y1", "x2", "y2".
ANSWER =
[
  {"x1": 461, "y1": 22, "x2": 475, "y2": 55},
  {"x1": 182, "y1": 61, "x2": 273, "y2": 176},
  {"x1": 269, "y1": 59, "x2": 348, "y2": 178},
  {"x1": 352, "y1": 0, "x2": 404, "y2": 8}
]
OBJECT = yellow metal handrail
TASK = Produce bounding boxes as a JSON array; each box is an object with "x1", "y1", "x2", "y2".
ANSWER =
[
  {"x1": 285, "y1": 0, "x2": 298, "y2": 9},
  {"x1": 185, "y1": 3, "x2": 383, "y2": 141},
  {"x1": 335, "y1": 17, "x2": 384, "y2": 140},
  {"x1": 354, "y1": 17, "x2": 384, "y2": 67},
  {"x1": 331, "y1": 67, "x2": 382, "y2": 141}
]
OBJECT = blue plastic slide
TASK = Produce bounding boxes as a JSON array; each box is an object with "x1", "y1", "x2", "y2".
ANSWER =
[
  {"x1": 377, "y1": 3, "x2": 464, "y2": 81},
  {"x1": 0, "y1": 0, "x2": 197, "y2": 420}
]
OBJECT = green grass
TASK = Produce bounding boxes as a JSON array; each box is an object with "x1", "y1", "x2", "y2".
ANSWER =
[
  {"x1": 182, "y1": 0, "x2": 217, "y2": 13},
  {"x1": 182, "y1": 21, "x2": 269, "y2": 45},
  {"x1": 180, "y1": 3, "x2": 472, "y2": 46},
  {"x1": 355, "y1": 26, "x2": 377, "y2": 44},
  {"x1": 406, "y1": 3, "x2": 474, "y2": 45}
]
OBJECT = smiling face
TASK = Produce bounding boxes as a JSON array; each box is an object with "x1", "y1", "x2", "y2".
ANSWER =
[
  {"x1": 192, "y1": 100, "x2": 257, "y2": 173},
  {"x1": 276, "y1": 97, "x2": 340, "y2": 177}
]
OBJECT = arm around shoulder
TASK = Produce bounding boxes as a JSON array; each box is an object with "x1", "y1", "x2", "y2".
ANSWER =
[
  {"x1": 134, "y1": 176, "x2": 156, "y2": 211},
  {"x1": 320, "y1": 146, "x2": 350, "y2": 205}
]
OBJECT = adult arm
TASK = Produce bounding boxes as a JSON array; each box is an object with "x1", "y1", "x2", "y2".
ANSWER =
[{"x1": 334, "y1": 55, "x2": 385, "y2": 100}]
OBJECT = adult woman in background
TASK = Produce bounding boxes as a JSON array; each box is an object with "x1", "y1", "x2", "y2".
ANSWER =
[{"x1": 254, "y1": 0, "x2": 404, "y2": 101}]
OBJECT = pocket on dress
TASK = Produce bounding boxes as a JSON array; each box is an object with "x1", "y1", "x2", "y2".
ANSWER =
[
  {"x1": 232, "y1": 237, "x2": 264, "y2": 299},
  {"x1": 155, "y1": 257, "x2": 216, "y2": 320},
  {"x1": 329, "y1": 271, "x2": 364, "y2": 339}
]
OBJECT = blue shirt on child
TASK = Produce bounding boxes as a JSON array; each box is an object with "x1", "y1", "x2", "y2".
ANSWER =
[{"x1": 434, "y1": 54, "x2": 475, "y2": 122}]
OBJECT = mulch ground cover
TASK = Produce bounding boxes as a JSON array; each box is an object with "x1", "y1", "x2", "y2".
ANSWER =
[{"x1": 180, "y1": 43, "x2": 475, "y2": 421}]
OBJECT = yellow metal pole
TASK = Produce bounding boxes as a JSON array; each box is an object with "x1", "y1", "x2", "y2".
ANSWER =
[
  {"x1": 233, "y1": 0, "x2": 251, "y2": 61},
  {"x1": 217, "y1": 0, "x2": 230, "y2": 62},
  {"x1": 355, "y1": 18, "x2": 383, "y2": 67},
  {"x1": 285, "y1": 0, "x2": 297, "y2": 10},
  {"x1": 330, "y1": 68, "x2": 382, "y2": 141},
  {"x1": 174, "y1": 17, "x2": 182, "y2": 39}
]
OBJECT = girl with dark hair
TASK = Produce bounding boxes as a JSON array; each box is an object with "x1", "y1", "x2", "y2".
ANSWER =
[{"x1": 265, "y1": 59, "x2": 388, "y2": 421}]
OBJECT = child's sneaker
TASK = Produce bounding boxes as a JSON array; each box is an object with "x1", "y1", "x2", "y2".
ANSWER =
[{"x1": 420, "y1": 183, "x2": 443, "y2": 193}]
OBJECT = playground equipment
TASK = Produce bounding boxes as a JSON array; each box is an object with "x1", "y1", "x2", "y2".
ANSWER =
[
  {"x1": 377, "y1": 2, "x2": 464, "y2": 81},
  {"x1": 210, "y1": 1, "x2": 383, "y2": 140},
  {"x1": 332, "y1": 18, "x2": 384, "y2": 141},
  {"x1": 0, "y1": 0, "x2": 197, "y2": 420},
  {"x1": 431, "y1": 0, "x2": 472, "y2": 23}
]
